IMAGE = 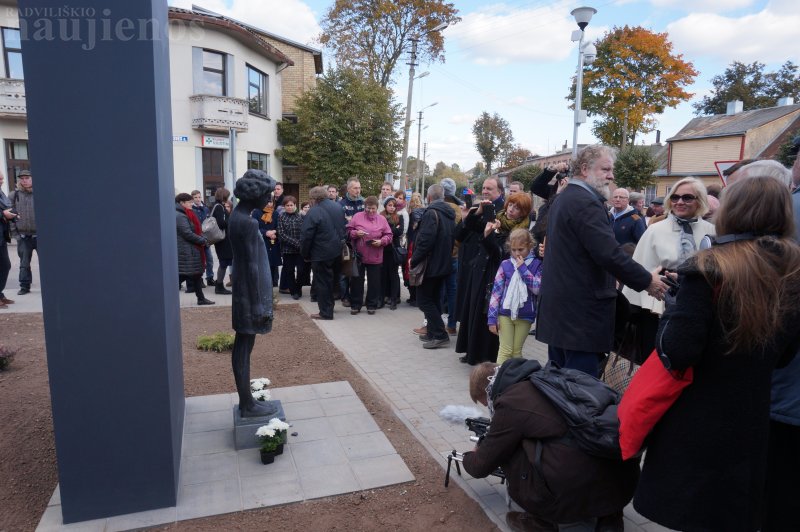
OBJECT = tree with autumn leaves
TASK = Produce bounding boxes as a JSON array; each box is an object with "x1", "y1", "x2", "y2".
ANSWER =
[
  {"x1": 569, "y1": 26, "x2": 697, "y2": 149},
  {"x1": 319, "y1": 0, "x2": 460, "y2": 88}
]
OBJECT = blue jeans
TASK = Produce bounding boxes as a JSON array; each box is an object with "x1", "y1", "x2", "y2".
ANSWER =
[
  {"x1": 17, "y1": 235, "x2": 37, "y2": 289},
  {"x1": 547, "y1": 345, "x2": 603, "y2": 378},
  {"x1": 204, "y1": 245, "x2": 214, "y2": 281}
]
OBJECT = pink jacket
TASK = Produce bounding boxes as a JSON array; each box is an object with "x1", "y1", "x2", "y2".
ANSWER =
[{"x1": 347, "y1": 211, "x2": 392, "y2": 264}]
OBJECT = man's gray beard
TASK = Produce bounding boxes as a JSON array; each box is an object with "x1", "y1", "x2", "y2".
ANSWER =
[
  {"x1": 584, "y1": 173, "x2": 610, "y2": 199},
  {"x1": 594, "y1": 184, "x2": 610, "y2": 199}
]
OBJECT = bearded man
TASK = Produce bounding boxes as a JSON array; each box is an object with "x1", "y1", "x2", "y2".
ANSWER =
[{"x1": 535, "y1": 145, "x2": 666, "y2": 377}]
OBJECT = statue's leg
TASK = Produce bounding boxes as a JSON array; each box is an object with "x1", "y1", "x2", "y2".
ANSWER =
[{"x1": 232, "y1": 332, "x2": 278, "y2": 418}]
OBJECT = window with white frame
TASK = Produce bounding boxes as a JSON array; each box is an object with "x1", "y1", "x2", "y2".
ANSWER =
[
  {"x1": 202, "y1": 49, "x2": 226, "y2": 96},
  {"x1": 2, "y1": 28, "x2": 23, "y2": 79},
  {"x1": 247, "y1": 65, "x2": 268, "y2": 117},
  {"x1": 247, "y1": 151, "x2": 269, "y2": 173}
]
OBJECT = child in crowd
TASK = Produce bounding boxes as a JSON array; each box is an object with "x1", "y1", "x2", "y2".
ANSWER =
[{"x1": 487, "y1": 229, "x2": 543, "y2": 365}]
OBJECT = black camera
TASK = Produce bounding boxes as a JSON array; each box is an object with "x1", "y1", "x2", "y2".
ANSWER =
[
  {"x1": 444, "y1": 416, "x2": 505, "y2": 487},
  {"x1": 465, "y1": 416, "x2": 491, "y2": 442},
  {"x1": 483, "y1": 203, "x2": 496, "y2": 223}
]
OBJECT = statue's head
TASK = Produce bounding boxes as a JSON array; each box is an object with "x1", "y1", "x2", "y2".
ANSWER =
[{"x1": 234, "y1": 170, "x2": 275, "y2": 209}]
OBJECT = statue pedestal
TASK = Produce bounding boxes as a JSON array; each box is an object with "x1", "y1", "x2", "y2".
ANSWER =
[{"x1": 232, "y1": 401, "x2": 286, "y2": 450}]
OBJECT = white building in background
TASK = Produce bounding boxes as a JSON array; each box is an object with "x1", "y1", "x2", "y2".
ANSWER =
[
  {"x1": 0, "y1": 3, "x2": 300, "y2": 204},
  {"x1": 168, "y1": 7, "x2": 293, "y2": 203}
]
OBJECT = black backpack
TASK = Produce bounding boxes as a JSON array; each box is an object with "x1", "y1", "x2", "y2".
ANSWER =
[
  {"x1": 528, "y1": 361, "x2": 623, "y2": 460},
  {"x1": 492, "y1": 359, "x2": 626, "y2": 460}
]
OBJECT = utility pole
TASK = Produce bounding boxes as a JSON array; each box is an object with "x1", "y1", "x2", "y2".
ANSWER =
[
  {"x1": 421, "y1": 142, "x2": 428, "y2": 197},
  {"x1": 399, "y1": 38, "x2": 418, "y2": 192}
]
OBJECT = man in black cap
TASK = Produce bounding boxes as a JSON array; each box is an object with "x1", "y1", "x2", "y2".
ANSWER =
[
  {"x1": 646, "y1": 196, "x2": 665, "y2": 226},
  {"x1": 10, "y1": 170, "x2": 36, "y2": 295}
]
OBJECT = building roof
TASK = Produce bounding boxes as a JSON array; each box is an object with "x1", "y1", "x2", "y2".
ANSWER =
[
  {"x1": 169, "y1": 7, "x2": 293, "y2": 67},
  {"x1": 189, "y1": 5, "x2": 323, "y2": 74},
  {"x1": 667, "y1": 104, "x2": 800, "y2": 142}
]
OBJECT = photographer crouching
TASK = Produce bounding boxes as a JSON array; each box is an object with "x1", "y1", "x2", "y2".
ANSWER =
[{"x1": 461, "y1": 361, "x2": 638, "y2": 532}]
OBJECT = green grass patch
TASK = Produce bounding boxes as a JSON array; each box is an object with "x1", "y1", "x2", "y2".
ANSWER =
[{"x1": 196, "y1": 333, "x2": 236, "y2": 353}]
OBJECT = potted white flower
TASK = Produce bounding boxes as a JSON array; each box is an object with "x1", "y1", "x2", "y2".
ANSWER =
[
  {"x1": 250, "y1": 377, "x2": 272, "y2": 402},
  {"x1": 255, "y1": 417, "x2": 290, "y2": 464}
]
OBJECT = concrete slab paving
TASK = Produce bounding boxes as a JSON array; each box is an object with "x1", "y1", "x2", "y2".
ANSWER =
[{"x1": 37, "y1": 386, "x2": 414, "y2": 531}]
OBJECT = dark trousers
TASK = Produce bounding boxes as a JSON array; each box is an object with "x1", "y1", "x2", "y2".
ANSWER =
[
  {"x1": 216, "y1": 258, "x2": 232, "y2": 286},
  {"x1": 547, "y1": 345, "x2": 604, "y2": 378},
  {"x1": 281, "y1": 254, "x2": 304, "y2": 296},
  {"x1": 418, "y1": 275, "x2": 447, "y2": 340},
  {"x1": 179, "y1": 274, "x2": 206, "y2": 302},
  {"x1": 17, "y1": 235, "x2": 37, "y2": 289},
  {"x1": 350, "y1": 262, "x2": 382, "y2": 310},
  {"x1": 763, "y1": 419, "x2": 800, "y2": 531},
  {"x1": 311, "y1": 258, "x2": 338, "y2": 319},
  {"x1": 0, "y1": 243, "x2": 10, "y2": 298},
  {"x1": 444, "y1": 257, "x2": 458, "y2": 328},
  {"x1": 380, "y1": 260, "x2": 400, "y2": 303}
]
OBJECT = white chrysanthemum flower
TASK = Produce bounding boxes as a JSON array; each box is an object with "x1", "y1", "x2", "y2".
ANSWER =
[
  {"x1": 249, "y1": 377, "x2": 271, "y2": 391},
  {"x1": 267, "y1": 418, "x2": 289, "y2": 431},
  {"x1": 255, "y1": 425, "x2": 275, "y2": 438},
  {"x1": 252, "y1": 389, "x2": 271, "y2": 401}
]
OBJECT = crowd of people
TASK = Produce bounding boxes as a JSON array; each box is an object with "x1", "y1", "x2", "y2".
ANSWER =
[{"x1": 72, "y1": 137, "x2": 800, "y2": 531}]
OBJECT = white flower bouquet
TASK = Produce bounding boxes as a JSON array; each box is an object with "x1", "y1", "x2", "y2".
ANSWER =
[
  {"x1": 250, "y1": 377, "x2": 272, "y2": 401},
  {"x1": 255, "y1": 417, "x2": 290, "y2": 453}
]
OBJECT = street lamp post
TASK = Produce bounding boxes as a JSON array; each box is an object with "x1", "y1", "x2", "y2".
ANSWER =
[
  {"x1": 416, "y1": 102, "x2": 437, "y2": 194},
  {"x1": 570, "y1": 6, "x2": 597, "y2": 158},
  {"x1": 399, "y1": 22, "x2": 449, "y2": 191}
]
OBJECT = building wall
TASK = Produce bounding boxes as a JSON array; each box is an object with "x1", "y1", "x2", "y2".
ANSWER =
[
  {"x1": 260, "y1": 37, "x2": 318, "y2": 115},
  {"x1": 169, "y1": 20, "x2": 283, "y2": 196},
  {"x1": 655, "y1": 175, "x2": 721, "y2": 197},
  {"x1": 0, "y1": 4, "x2": 21, "y2": 195},
  {"x1": 744, "y1": 110, "x2": 800, "y2": 158},
  {"x1": 670, "y1": 136, "x2": 742, "y2": 174}
]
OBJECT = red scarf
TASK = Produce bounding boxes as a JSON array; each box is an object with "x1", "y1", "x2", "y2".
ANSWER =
[{"x1": 184, "y1": 207, "x2": 207, "y2": 267}]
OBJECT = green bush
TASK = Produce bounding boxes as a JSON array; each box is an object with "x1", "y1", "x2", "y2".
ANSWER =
[
  {"x1": 0, "y1": 345, "x2": 16, "y2": 371},
  {"x1": 196, "y1": 333, "x2": 236, "y2": 353}
]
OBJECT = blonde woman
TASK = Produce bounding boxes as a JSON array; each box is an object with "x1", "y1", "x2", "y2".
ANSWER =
[{"x1": 621, "y1": 176, "x2": 715, "y2": 362}]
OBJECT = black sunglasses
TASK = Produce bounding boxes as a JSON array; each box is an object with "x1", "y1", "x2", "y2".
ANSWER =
[{"x1": 669, "y1": 194, "x2": 697, "y2": 203}]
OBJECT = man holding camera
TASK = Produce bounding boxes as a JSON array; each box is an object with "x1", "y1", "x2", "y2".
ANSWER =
[
  {"x1": 462, "y1": 361, "x2": 639, "y2": 531},
  {"x1": 536, "y1": 145, "x2": 666, "y2": 377},
  {"x1": 10, "y1": 170, "x2": 36, "y2": 296}
]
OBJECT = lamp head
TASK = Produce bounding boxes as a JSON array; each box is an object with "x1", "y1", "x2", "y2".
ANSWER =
[{"x1": 570, "y1": 6, "x2": 597, "y2": 30}]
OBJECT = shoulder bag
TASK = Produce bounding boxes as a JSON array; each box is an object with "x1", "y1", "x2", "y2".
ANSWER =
[
  {"x1": 408, "y1": 211, "x2": 438, "y2": 286},
  {"x1": 202, "y1": 204, "x2": 225, "y2": 244}
]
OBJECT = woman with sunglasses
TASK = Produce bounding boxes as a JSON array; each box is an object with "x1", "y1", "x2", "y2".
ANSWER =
[{"x1": 620, "y1": 177, "x2": 715, "y2": 362}]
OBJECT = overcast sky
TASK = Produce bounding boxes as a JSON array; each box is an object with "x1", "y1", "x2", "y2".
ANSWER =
[{"x1": 170, "y1": 0, "x2": 800, "y2": 172}]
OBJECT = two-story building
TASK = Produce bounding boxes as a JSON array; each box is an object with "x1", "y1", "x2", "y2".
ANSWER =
[
  {"x1": 656, "y1": 99, "x2": 800, "y2": 195},
  {"x1": 0, "y1": 3, "x2": 323, "y2": 204}
]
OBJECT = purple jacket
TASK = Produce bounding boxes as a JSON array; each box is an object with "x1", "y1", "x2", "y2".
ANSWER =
[
  {"x1": 347, "y1": 211, "x2": 392, "y2": 264},
  {"x1": 487, "y1": 253, "x2": 543, "y2": 325}
]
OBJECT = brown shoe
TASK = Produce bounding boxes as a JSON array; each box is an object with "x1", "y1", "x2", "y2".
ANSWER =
[
  {"x1": 310, "y1": 313, "x2": 332, "y2": 320},
  {"x1": 0, "y1": 297, "x2": 14, "y2": 304},
  {"x1": 413, "y1": 326, "x2": 427, "y2": 336},
  {"x1": 0, "y1": 302, "x2": 6, "y2": 309},
  {"x1": 446, "y1": 327, "x2": 457, "y2": 336}
]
